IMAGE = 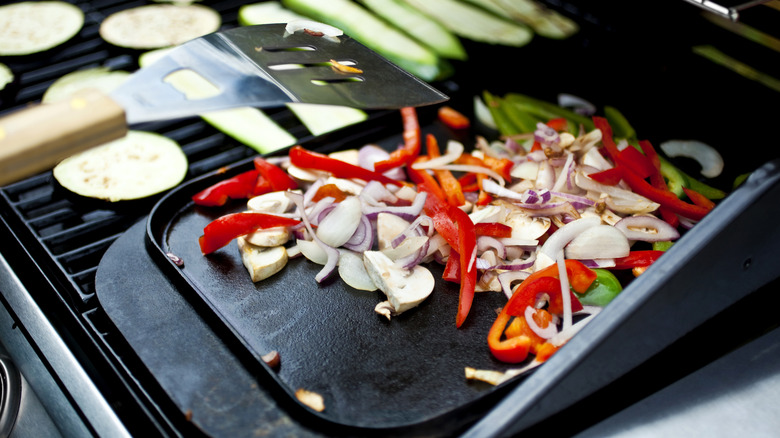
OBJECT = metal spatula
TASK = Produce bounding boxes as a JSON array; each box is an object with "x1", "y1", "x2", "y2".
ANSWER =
[{"x1": 0, "y1": 23, "x2": 448, "y2": 185}]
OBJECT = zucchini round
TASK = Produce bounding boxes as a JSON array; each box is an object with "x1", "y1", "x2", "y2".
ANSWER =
[
  {"x1": 53, "y1": 131, "x2": 188, "y2": 202},
  {"x1": 0, "y1": 1, "x2": 84, "y2": 56},
  {"x1": 238, "y1": 1, "x2": 306, "y2": 26},
  {"x1": 99, "y1": 4, "x2": 221, "y2": 49},
  {"x1": 0, "y1": 64, "x2": 13, "y2": 91},
  {"x1": 42, "y1": 67, "x2": 130, "y2": 104}
]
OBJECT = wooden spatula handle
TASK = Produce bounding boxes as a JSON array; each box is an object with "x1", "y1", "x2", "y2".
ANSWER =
[{"x1": 0, "y1": 88, "x2": 127, "y2": 186}]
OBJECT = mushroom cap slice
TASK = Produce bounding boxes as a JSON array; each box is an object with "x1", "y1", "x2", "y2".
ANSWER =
[
  {"x1": 237, "y1": 237, "x2": 288, "y2": 282},
  {"x1": 363, "y1": 250, "x2": 434, "y2": 315}
]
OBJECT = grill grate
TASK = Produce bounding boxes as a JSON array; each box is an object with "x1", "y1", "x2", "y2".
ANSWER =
[
  {"x1": 0, "y1": 0, "x2": 319, "y2": 310},
  {"x1": 0, "y1": 1, "x2": 325, "y2": 433}
]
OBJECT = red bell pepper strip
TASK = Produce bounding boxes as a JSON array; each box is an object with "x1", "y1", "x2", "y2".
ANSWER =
[
  {"x1": 408, "y1": 158, "x2": 446, "y2": 202},
  {"x1": 535, "y1": 342, "x2": 559, "y2": 362},
  {"x1": 611, "y1": 250, "x2": 665, "y2": 269},
  {"x1": 546, "y1": 117, "x2": 569, "y2": 132},
  {"x1": 192, "y1": 169, "x2": 262, "y2": 207},
  {"x1": 418, "y1": 183, "x2": 477, "y2": 327},
  {"x1": 311, "y1": 183, "x2": 349, "y2": 203},
  {"x1": 487, "y1": 260, "x2": 594, "y2": 363},
  {"x1": 481, "y1": 155, "x2": 514, "y2": 182},
  {"x1": 586, "y1": 167, "x2": 624, "y2": 186},
  {"x1": 616, "y1": 145, "x2": 655, "y2": 180},
  {"x1": 592, "y1": 116, "x2": 621, "y2": 162},
  {"x1": 438, "y1": 106, "x2": 470, "y2": 130},
  {"x1": 683, "y1": 187, "x2": 716, "y2": 210},
  {"x1": 199, "y1": 212, "x2": 301, "y2": 254},
  {"x1": 619, "y1": 166, "x2": 710, "y2": 221},
  {"x1": 442, "y1": 250, "x2": 460, "y2": 283},
  {"x1": 455, "y1": 213, "x2": 478, "y2": 328},
  {"x1": 454, "y1": 154, "x2": 494, "y2": 203},
  {"x1": 253, "y1": 157, "x2": 297, "y2": 191},
  {"x1": 374, "y1": 107, "x2": 421, "y2": 173},
  {"x1": 505, "y1": 307, "x2": 553, "y2": 355},
  {"x1": 426, "y1": 133, "x2": 465, "y2": 207},
  {"x1": 289, "y1": 145, "x2": 402, "y2": 187},
  {"x1": 474, "y1": 222, "x2": 512, "y2": 238},
  {"x1": 458, "y1": 173, "x2": 479, "y2": 192},
  {"x1": 638, "y1": 140, "x2": 680, "y2": 227},
  {"x1": 487, "y1": 310, "x2": 532, "y2": 363}
]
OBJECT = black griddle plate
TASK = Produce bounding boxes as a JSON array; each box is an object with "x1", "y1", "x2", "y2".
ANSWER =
[{"x1": 98, "y1": 118, "x2": 520, "y2": 436}]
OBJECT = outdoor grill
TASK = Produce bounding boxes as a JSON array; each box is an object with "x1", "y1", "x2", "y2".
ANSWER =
[{"x1": 1, "y1": 0, "x2": 779, "y2": 437}]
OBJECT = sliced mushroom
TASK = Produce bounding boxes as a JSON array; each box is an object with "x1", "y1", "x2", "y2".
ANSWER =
[
  {"x1": 237, "y1": 237, "x2": 288, "y2": 282},
  {"x1": 247, "y1": 191, "x2": 295, "y2": 214},
  {"x1": 244, "y1": 226, "x2": 291, "y2": 247},
  {"x1": 363, "y1": 250, "x2": 434, "y2": 317}
]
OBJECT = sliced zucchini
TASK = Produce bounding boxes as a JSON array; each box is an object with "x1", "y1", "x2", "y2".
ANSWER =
[
  {"x1": 99, "y1": 4, "x2": 221, "y2": 49},
  {"x1": 464, "y1": 0, "x2": 578, "y2": 39},
  {"x1": 491, "y1": 0, "x2": 578, "y2": 39},
  {"x1": 0, "y1": 64, "x2": 14, "y2": 91},
  {"x1": 287, "y1": 103, "x2": 368, "y2": 136},
  {"x1": 0, "y1": 1, "x2": 84, "y2": 56},
  {"x1": 53, "y1": 131, "x2": 188, "y2": 202},
  {"x1": 358, "y1": 0, "x2": 467, "y2": 60},
  {"x1": 404, "y1": 0, "x2": 533, "y2": 47},
  {"x1": 139, "y1": 48, "x2": 297, "y2": 154},
  {"x1": 282, "y1": 0, "x2": 444, "y2": 81},
  {"x1": 42, "y1": 67, "x2": 130, "y2": 104},
  {"x1": 238, "y1": 1, "x2": 306, "y2": 26}
]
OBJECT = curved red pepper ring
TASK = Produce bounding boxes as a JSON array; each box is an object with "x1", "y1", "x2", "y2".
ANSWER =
[
  {"x1": 488, "y1": 311, "x2": 533, "y2": 363},
  {"x1": 199, "y1": 212, "x2": 301, "y2": 255},
  {"x1": 505, "y1": 276, "x2": 582, "y2": 317},
  {"x1": 487, "y1": 260, "x2": 595, "y2": 363}
]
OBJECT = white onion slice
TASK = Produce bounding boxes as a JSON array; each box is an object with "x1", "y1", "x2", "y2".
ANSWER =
[
  {"x1": 338, "y1": 250, "x2": 377, "y2": 291},
  {"x1": 564, "y1": 225, "x2": 630, "y2": 260},
  {"x1": 556, "y1": 251, "x2": 573, "y2": 331},
  {"x1": 538, "y1": 216, "x2": 601, "y2": 267},
  {"x1": 316, "y1": 196, "x2": 363, "y2": 247},
  {"x1": 660, "y1": 140, "x2": 724, "y2": 178},
  {"x1": 498, "y1": 271, "x2": 531, "y2": 299},
  {"x1": 557, "y1": 93, "x2": 596, "y2": 116},
  {"x1": 614, "y1": 215, "x2": 680, "y2": 242}
]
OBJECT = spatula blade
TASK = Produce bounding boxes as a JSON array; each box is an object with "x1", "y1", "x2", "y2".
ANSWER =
[{"x1": 111, "y1": 24, "x2": 449, "y2": 125}]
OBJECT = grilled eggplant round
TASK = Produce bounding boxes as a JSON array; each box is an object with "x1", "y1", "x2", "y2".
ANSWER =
[
  {"x1": 0, "y1": 1, "x2": 84, "y2": 56},
  {"x1": 53, "y1": 131, "x2": 188, "y2": 202}
]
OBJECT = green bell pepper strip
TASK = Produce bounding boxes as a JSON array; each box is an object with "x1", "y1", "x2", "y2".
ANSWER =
[
  {"x1": 504, "y1": 92, "x2": 595, "y2": 131},
  {"x1": 652, "y1": 241, "x2": 674, "y2": 251},
  {"x1": 575, "y1": 269, "x2": 623, "y2": 307},
  {"x1": 483, "y1": 91, "x2": 522, "y2": 136},
  {"x1": 604, "y1": 105, "x2": 636, "y2": 140}
]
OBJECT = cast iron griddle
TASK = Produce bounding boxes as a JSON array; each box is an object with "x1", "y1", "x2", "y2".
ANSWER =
[{"x1": 138, "y1": 120, "x2": 521, "y2": 433}]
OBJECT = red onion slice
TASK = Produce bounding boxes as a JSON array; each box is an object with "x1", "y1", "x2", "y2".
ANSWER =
[{"x1": 285, "y1": 191, "x2": 339, "y2": 283}]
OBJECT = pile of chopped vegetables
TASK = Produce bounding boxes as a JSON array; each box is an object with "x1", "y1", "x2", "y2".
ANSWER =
[{"x1": 193, "y1": 96, "x2": 726, "y2": 381}]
